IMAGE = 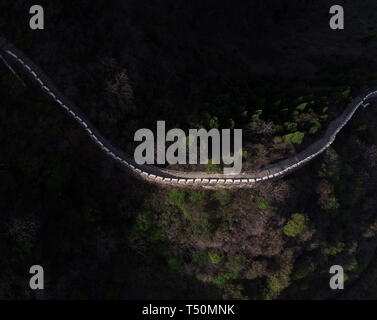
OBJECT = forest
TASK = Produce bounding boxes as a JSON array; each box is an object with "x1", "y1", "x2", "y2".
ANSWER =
[{"x1": 1, "y1": 0, "x2": 377, "y2": 299}]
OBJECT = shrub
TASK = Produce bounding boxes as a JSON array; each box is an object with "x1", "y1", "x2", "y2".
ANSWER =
[
  {"x1": 227, "y1": 259, "x2": 245, "y2": 273},
  {"x1": 186, "y1": 218, "x2": 212, "y2": 237},
  {"x1": 209, "y1": 116, "x2": 219, "y2": 129},
  {"x1": 362, "y1": 220, "x2": 377, "y2": 238},
  {"x1": 342, "y1": 86, "x2": 351, "y2": 98},
  {"x1": 193, "y1": 251, "x2": 209, "y2": 265},
  {"x1": 293, "y1": 96, "x2": 304, "y2": 104},
  {"x1": 213, "y1": 190, "x2": 232, "y2": 206},
  {"x1": 318, "y1": 163, "x2": 334, "y2": 178},
  {"x1": 167, "y1": 189, "x2": 185, "y2": 209},
  {"x1": 208, "y1": 252, "x2": 224, "y2": 264},
  {"x1": 167, "y1": 257, "x2": 184, "y2": 270},
  {"x1": 212, "y1": 272, "x2": 239, "y2": 285},
  {"x1": 296, "y1": 102, "x2": 308, "y2": 111},
  {"x1": 182, "y1": 208, "x2": 192, "y2": 220},
  {"x1": 136, "y1": 212, "x2": 153, "y2": 232},
  {"x1": 292, "y1": 257, "x2": 317, "y2": 280},
  {"x1": 284, "y1": 122, "x2": 298, "y2": 132},
  {"x1": 253, "y1": 194, "x2": 269, "y2": 210},
  {"x1": 283, "y1": 131, "x2": 305, "y2": 145},
  {"x1": 345, "y1": 257, "x2": 360, "y2": 273},
  {"x1": 189, "y1": 190, "x2": 205, "y2": 202},
  {"x1": 341, "y1": 164, "x2": 354, "y2": 177},
  {"x1": 149, "y1": 229, "x2": 163, "y2": 243},
  {"x1": 167, "y1": 189, "x2": 192, "y2": 220},
  {"x1": 265, "y1": 264, "x2": 293, "y2": 299},
  {"x1": 324, "y1": 241, "x2": 345, "y2": 256},
  {"x1": 283, "y1": 213, "x2": 308, "y2": 237},
  {"x1": 321, "y1": 196, "x2": 340, "y2": 211},
  {"x1": 251, "y1": 109, "x2": 263, "y2": 121},
  {"x1": 205, "y1": 159, "x2": 222, "y2": 173},
  {"x1": 309, "y1": 119, "x2": 321, "y2": 134}
]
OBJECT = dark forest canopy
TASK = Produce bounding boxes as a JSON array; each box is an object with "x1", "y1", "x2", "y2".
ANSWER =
[{"x1": 1, "y1": 0, "x2": 377, "y2": 300}]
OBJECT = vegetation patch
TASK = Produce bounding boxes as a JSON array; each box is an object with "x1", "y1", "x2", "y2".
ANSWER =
[
  {"x1": 283, "y1": 213, "x2": 308, "y2": 237},
  {"x1": 213, "y1": 272, "x2": 239, "y2": 285},
  {"x1": 282, "y1": 131, "x2": 305, "y2": 145},
  {"x1": 189, "y1": 190, "x2": 206, "y2": 202},
  {"x1": 167, "y1": 257, "x2": 184, "y2": 270},
  {"x1": 253, "y1": 194, "x2": 270, "y2": 211},
  {"x1": 213, "y1": 190, "x2": 232, "y2": 206},
  {"x1": 208, "y1": 252, "x2": 224, "y2": 264},
  {"x1": 167, "y1": 189, "x2": 192, "y2": 220},
  {"x1": 205, "y1": 159, "x2": 222, "y2": 173}
]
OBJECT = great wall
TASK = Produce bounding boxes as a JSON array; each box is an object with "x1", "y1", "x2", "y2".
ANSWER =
[{"x1": 1, "y1": 36, "x2": 376, "y2": 188}]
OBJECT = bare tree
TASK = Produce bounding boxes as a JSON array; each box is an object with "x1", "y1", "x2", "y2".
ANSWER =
[
  {"x1": 249, "y1": 119, "x2": 276, "y2": 135},
  {"x1": 100, "y1": 57, "x2": 135, "y2": 113},
  {"x1": 107, "y1": 69, "x2": 134, "y2": 109}
]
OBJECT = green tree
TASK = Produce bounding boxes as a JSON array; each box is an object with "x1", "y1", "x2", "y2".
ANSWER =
[
  {"x1": 167, "y1": 257, "x2": 184, "y2": 270},
  {"x1": 321, "y1": 196, "x2": 340, "y2": 211},
  {"x1": 213, "y1": 190, "x2": 232, "y2": 206},
  {"x1": 253, "y1": 194, "x2": 269, "y2": 210},
  {"x1": 296, "y1": 102, "x2": 308, "y2": 111},
  {"x1": 292, "y1": 257, "x2": 317, "y2": 280},
  {"x1": 265, "y1": 264, "x2": 293, "y2": 299},
  {"x1": 208, "y1": 252, "x2": 224, "y2": 264},
  {"x1": 189, "y1": 190, "x2": 205, "y2": 202},
  {"x1": 213, "y1": 272, "x2": 238, "y2": 285},
  {"x1": 167, "y1": 189, "x2": 185, "y2": 208},
  {"x1": 283, "y1": 131, "x2": 305, "y2": 145},
  {"x1": 167, "y1": 189, "x2": 192, "y2": 220},
  {"x1": 205, "y1": 159, "x2": 222, "y2": 173},
  {"x1": 283, "y1": 213, "x2": 308, "y2": 237}
]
